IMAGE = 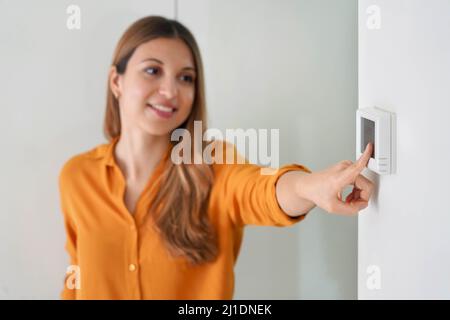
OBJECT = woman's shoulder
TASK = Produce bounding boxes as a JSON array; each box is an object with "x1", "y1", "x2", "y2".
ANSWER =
[{"x1": 59, "y1": 140, "x2": 111, "y2": 182}]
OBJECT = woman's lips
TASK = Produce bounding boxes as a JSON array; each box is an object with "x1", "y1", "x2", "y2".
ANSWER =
[{"x1": 146, "y1": 103, "x2": 177, "y2": 119}]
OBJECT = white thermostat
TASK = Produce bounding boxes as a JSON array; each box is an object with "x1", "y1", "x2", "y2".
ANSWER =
[{"x1": 356, "y1": 106, "x2": 396, "y2": 175}]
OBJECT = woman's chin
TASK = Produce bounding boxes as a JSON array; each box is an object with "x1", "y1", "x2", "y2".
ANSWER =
[
  {"x1": 138, "y1": 120, "x2": 177, "y2": 137},
  {"x1": 139, "y1": 107, "x2": 190, "y2": 137}
]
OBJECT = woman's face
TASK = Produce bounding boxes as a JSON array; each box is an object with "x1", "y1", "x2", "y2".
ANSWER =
[{"x1": 110, "y1": 37, "x2": 196, "y2": 136}]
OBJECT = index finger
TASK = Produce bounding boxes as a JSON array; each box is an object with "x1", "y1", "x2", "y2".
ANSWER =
[
  {"x1": 339, "y1": 142, "x2": 373, "y2": 184},
  {"x1": 356, "y1": 142, "x2": 373, "y2": 171}
]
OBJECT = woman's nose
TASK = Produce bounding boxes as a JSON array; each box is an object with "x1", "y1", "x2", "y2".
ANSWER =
[{"x1": 158, "y1": 77, "x2": 178, "y2": 100}]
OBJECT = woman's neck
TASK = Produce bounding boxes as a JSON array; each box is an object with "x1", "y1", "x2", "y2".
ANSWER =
[{"x1": 114, "y1": 129, "x2": 170, "y2": 182}]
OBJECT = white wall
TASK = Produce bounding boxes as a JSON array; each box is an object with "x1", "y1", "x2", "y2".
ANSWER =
[
  {"x1": 0, "y1": 0, "x2": 358, "y2": 299},
  {"x1": 358, "y1": 0, "x2": 450, "y2": 299}
]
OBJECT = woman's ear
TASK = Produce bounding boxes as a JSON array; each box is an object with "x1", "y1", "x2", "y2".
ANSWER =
[{"x1": 109, "y1": 65, "x2": 122, "y2": 99}]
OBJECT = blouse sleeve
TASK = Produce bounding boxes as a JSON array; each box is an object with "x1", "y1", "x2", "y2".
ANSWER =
[
  {"x1": 211, "y1": 142, "x2": 313, "y2": 227},
  {"x1": 58, "y1": 166, "x2": 78, "y2": 300}
]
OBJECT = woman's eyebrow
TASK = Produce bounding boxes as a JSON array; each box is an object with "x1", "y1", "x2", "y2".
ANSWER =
[
  {"x1": 140, "y1": 57, "x2": 163, "y2": 64},
  {"x1": 182, "y1": 66, "x2": 196, "y2": 72},
  {"x1": 140, "y1": 57, "x2": 195, "y2": 72}
]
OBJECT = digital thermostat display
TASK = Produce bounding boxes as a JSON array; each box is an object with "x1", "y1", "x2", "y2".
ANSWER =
[
  {"x1": 356, "y1": 107, "x2": 396, "y2": 175},
  {"x1": 361, "y1": 118, "x2": 375, "y2": 159}
]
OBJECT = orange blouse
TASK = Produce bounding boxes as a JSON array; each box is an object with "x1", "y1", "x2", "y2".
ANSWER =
[{"x1": 58, "y1": 137, "x2": 311, "y2": 299}]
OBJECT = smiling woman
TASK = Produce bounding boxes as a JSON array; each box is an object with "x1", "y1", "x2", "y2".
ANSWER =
[
  {"x1": 58, "y1": 15, "x2": 373, "y2": 300},
  {"x1": 103, "y1": 18, "x2": 220, "y2": 271}
]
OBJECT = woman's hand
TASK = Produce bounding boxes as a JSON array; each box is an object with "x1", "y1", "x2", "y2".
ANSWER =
[{"x1": 301, "y1": 143, "x2": 375, "y2": 215}]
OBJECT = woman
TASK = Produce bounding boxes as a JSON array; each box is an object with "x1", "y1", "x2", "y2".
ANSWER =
[{"x1": 59, "y1": 16, "x2": 374, "y2": 300}]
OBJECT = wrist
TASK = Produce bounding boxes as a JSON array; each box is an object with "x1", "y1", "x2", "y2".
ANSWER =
[{"x1": 294, "y1": 171, "x2": 316, "y2": 208}]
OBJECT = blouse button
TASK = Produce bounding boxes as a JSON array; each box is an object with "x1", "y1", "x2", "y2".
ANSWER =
[{"x1": 129, "y1": 264, "x2": 136, "y2": 272}]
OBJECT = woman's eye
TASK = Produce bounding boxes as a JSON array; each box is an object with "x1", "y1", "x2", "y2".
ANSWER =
[
  {"x1": 144, "y1": 67, "x2": 159, "y2": 75},
  {"x1": 181, "y1": 75, "x2": 194, "y2": 83}
]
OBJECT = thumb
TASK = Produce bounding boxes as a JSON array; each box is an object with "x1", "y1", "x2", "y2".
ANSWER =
[{"x1": 332, "y1": 198, "x2": 369, "y2": 215}]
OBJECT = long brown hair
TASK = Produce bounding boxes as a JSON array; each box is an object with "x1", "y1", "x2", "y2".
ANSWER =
[{"x1": 103, "y1": 16, "x2": 217, "y2": 266}]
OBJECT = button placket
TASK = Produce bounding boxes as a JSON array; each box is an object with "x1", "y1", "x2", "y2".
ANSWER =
[{"x1": 128, "y1": 219, "x2": 141, "y2": 299}]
